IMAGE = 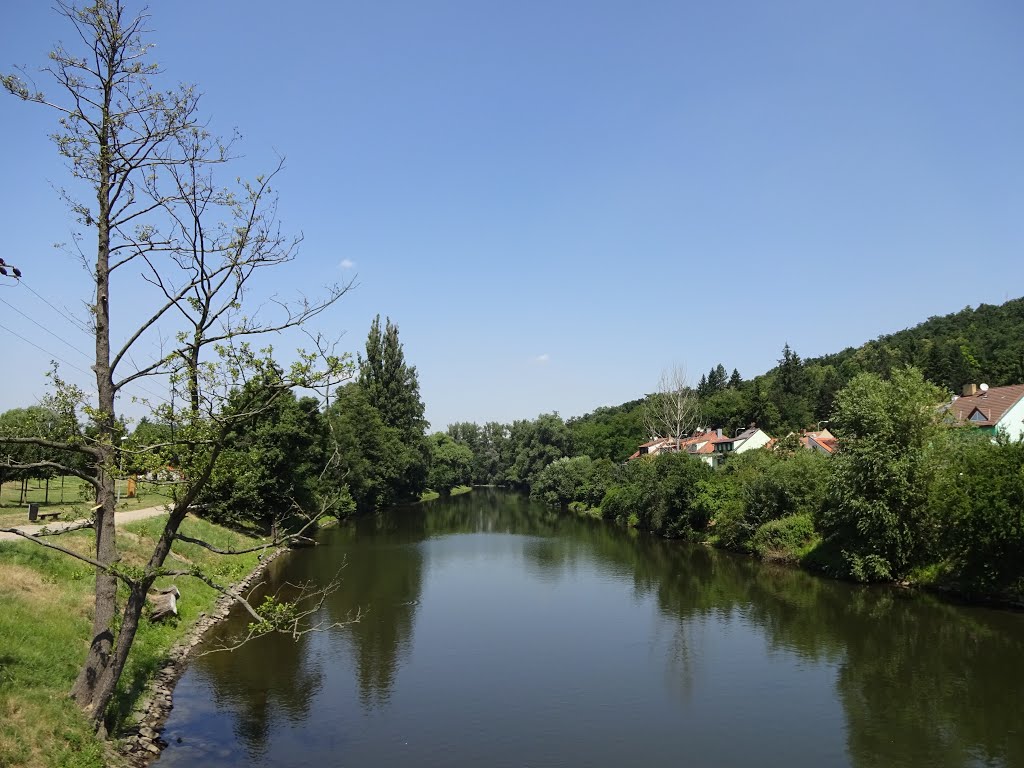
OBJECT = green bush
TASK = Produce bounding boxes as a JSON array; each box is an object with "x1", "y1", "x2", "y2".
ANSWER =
[
  {"x1": 932, "y1": 432, "x2": 1024, "y2": 593},
  {"x1": 751, "y1": 513, "x2": 817, "y2": 562}
]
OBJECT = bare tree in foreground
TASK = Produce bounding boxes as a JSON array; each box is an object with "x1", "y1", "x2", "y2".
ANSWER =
[
  {"x1": 643, "y1": 365, "x2": 702, "y2": 447},
  {"x1": 2, "y1": 0, "x2": 352, "y2": 731}
]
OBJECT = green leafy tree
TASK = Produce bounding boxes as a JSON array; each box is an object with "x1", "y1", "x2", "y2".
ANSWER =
[
  {"x1": 427, "y1": 433, "x2": 474, "y2": 495},
  {"x1": 774, "y1": 343, "x2": 813, "y2": 431},
  {"x1": 530, "y1": 455, "x2": 615, "y2": 509},
  {"x1": 818, "y1": 367, "x2": 947, "y2": 581},
  {"x1": 932, "y1": 431, "x2": 1024, "y2": 593},
  {"x1": 567, "y1": 399, "x2": 647, "y2": 463},
  {"x1": 326, "y1": 383, "x2": 414, "y2": 512},
  {"x1": 358, "y1": 316, "x2": 429, "y2": 497},
  {"x1": 198, "y1": 375, "x2": 328, "y2": 531},
  {"x1": 0, "y1": 405, "x2": 81, "y2": 498},
  {"x1": 506, "y1": 413, "x2": 571, "y2": 487}
]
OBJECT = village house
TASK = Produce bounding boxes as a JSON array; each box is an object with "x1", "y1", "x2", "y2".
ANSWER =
[
  {"x1": 629, "y1": 426, "x2": 773, "y2": 468},
  {"x1": 799, "y1": 428, "x2": 838, "y2": 455},
  {"x1": 945, "y1": 383, "x2": 1024, "y2": 440}
]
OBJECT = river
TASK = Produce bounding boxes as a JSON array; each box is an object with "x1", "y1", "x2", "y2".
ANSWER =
[{"x1": 156, "y1": 489, "x2": 1024, "y2": 767}]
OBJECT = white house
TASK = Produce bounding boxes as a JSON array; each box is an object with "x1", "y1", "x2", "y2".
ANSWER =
[
  {"x1": 712, "y1": 426, "x2": 772, "y2": 467},
  {"x1": 946, "y1": 383, "x2": 1024, "y2": 440}
]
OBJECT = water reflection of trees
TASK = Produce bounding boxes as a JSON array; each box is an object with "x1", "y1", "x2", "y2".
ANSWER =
[
  {"x1": 421, "y1": 490, "x2": 1024, "y2": 767},
  {"x1": 541, "y1": 511, "x2": 1024, "y2": 768},
  {"x1": 191, "y1": 558, "x2": 324, "y2": 758},
  {"x1": 322, "y1": 523, "x2": 425, "y2": 709},
  {"x1": 192, "y1": 489, "x2": 1024, "y2": 767}
]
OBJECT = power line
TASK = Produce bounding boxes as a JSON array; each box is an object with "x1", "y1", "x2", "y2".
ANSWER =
[
  {"x1": 0, "y1": 319, "x2": 96, "y2": 380},
  {"x1": 0, "y1": 318, "x2": 173, "y2": 410},
  {"x1": 18, "y1": 279, "x2": 93, "y2": 336},
  {"x1": 9, "y1": 281, "x2": 175, "y2": 408},
  {"x1": 0, "y1": 296, "x2": 94, "y2": 362}
]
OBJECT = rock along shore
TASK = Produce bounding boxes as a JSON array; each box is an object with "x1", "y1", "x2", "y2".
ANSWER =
[{"x1": 119, "y1": 546, "x2": 290, "y2": 765}]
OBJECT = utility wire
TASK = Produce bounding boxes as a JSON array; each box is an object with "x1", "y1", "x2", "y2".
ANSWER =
[
  {"x1": 0, "y1": 319, "x2": 96, "y2": 379},
  {"x1": 0, "y1": 318, "x2": 173, "y2": 410},
  {"x1": 9, "y1": 281, "x2": 175, "y2": 408},
  {"x1": 0, "y1": 296, "x2": 94, "y2": 362},
  {"x1": 18, "y1": 278, "x2": 93, "y2": 336}
]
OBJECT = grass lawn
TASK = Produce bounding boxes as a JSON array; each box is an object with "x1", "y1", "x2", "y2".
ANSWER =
[
  {"x1": 0, "y1": 478, "x2": 173, "y2": 529},
  {"x1": 0, "y1": 514, "x2": 267, "y2": 768}
]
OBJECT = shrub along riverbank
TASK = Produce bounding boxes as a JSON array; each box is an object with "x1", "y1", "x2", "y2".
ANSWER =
[
  {"x1": 0, "y1": 515, "x2": 269, "y2": 768},
  {"x1": 531, "y1": 369, "x2": 1024, "y2": 602}
]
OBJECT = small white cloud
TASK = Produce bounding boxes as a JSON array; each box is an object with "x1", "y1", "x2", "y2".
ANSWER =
[
  {"x1": 534, "y1": 353, "x2": 550, "y2": 364},
  {"x1": 338, "y1": 258, "x2": 355, "y2": 270}
]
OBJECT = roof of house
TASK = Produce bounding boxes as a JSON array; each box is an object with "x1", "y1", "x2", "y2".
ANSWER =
[
  {"x1": 947, "y1": 384, "x2": 1024, "y2": 427},
  {"x1": 689, "y1": 441, "x2": 717, "y2": 455},
  {"x1": 812, "y1": 437, "x2": 838, "y2": 454},
  {"x1": 733, "y1": 426, "x2": 764, "y2": 441}
]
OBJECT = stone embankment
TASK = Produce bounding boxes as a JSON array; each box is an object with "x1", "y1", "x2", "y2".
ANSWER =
[{"x1": 119, "y1": 547, "x2": 289, "y2": 765}]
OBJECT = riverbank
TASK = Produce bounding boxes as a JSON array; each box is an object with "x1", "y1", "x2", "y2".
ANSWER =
[
  {"x1": 567, "y1": 502, "x2": 1024, "y2": 610},
  {"x1": 119, "y1": 545, "x2": 291, "y2": 765},
  {"x1": 0, "y1": 514, "x2": 281, "y2": 768}
]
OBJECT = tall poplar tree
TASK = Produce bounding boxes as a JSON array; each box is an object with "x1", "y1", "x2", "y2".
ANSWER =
[{"x1": 357, "y1": 315, "x2": 429, "y2": 499}]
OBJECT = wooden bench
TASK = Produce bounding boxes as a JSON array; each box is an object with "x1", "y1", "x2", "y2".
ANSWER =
[{"x1": 27, "y1": 504, "x2": 61, "y2": 523}]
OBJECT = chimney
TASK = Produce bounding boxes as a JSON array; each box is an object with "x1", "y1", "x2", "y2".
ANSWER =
[
  {"x1": 716, "y1": 428, "x2": 722, "y2": 438},
  {"x1": 962, "y1": 383, "x2": 977, "y2": 397}
]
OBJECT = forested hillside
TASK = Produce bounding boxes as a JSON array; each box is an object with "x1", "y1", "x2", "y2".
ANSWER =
[
  {"x1": 447, "y1": 296, "x2": 1024, "y2": 476},
  {"x1": 810, "y1": 298, "x2": 1024, "y2": 391}
]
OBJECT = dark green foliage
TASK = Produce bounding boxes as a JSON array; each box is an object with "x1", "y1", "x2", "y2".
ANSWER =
[
  {"x1": 448, "y1": 420, "x2": 509, "y2": 484},
  {"x1": 427, "y1": 433, "x2": 474, "y2": 494},
  {"x1": 751, "y1": 513, "x2": 817, "y2": 562},
  {"x1": 325, "y1": 383, "x2": 423, "y2": 512},
  {"x1": 566, "y1": 399, "x2": 647, "y2": 463},
  {"x1": 600, "y1": 453, "x2": 713, "y2": 538},
  {"x1": 817, "y1": 368, "x2": 947, "y2": 581},
  {"x1": 812, "y1": 298, "x2": 1024, "y2": 391},
  {"x1": 699, "y1": 387, "x2": 749, "y2": 437},
  {"x1": 692, "y1": 447, "x2": 829, "y2": 552},
  {"x1": 0, "y1": 406, "x2": 81, "y2": 486},
  {"x1": 694, "y1": 450, "x2": 777, "y2": 549},
  {"x1": 198, "y1": 379, "x2": 327, "y2": 531},
  {"x1": 933, "y1": 432, "x2": 1024, "y2": 594},
  {"x1": 506, "y1": 413, "x2": 572, "y2": 488},
  {"x1": 353, "y1": 316, "x2": 430, "y2": 501},
  {"x1": 530, "y1": 455, "x2": 615, "y2": 509},
  {"x1": 697, "y1": 364, "x2": 728, "y2": 398},
  {"x1": 359, "y1": 315, "x2": 427, "y2": 437},
  {"x1": 773, "y1": 343, "x2": 813, "y2": 431}
]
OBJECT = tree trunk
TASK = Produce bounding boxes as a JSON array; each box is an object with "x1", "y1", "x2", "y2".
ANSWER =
[{"x1": 70, "y1": 97, "x2": 119, "y2": 719}]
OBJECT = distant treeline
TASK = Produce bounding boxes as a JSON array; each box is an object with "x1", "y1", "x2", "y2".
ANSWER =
[
  {"x1": 447, "y1": 296, "x2": 1024, "y2": 478},
  {"x1": 441, "y1": 298, "x2": 1024, "y2": 597}
]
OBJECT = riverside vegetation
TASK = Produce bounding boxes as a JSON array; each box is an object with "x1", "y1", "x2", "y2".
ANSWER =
[{"x1": 2, "y1": 1, "x2": 1024, "y2": 764}]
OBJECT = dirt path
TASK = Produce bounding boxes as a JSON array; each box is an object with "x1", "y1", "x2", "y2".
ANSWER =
[{"x1": 0, "y1": 504, "x2": 171, "y2": 542}]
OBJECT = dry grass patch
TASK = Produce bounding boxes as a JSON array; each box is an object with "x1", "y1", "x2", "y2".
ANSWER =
[{"x1": 0, "y1": 564, "x2": 65, "y2": 604}]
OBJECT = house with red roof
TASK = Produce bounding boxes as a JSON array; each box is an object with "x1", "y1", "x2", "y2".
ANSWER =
[
  {"x1": 799, "y1": 428, "x2": 839, "y2": 455},
  {"x1": 945, "y1": 383, "x2": 1024, "y2": 440},
  {"x1": 629, "y1": 426, "x2": 774, "y2": 468}
]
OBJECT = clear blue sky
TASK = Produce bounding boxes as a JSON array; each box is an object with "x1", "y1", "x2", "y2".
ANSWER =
[{"x1": 2, "y1": 1, "x2": 1023, "y2": 430}]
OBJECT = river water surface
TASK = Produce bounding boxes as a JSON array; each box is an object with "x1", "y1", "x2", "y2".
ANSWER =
[{"x1": 157, "y1": 489, "x2": 1024, "y2": 767}]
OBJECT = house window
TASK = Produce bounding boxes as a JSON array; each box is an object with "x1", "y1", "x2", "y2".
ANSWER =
[{"x1": 969, "y1": 409, "x2": 987, "y2": 423}]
